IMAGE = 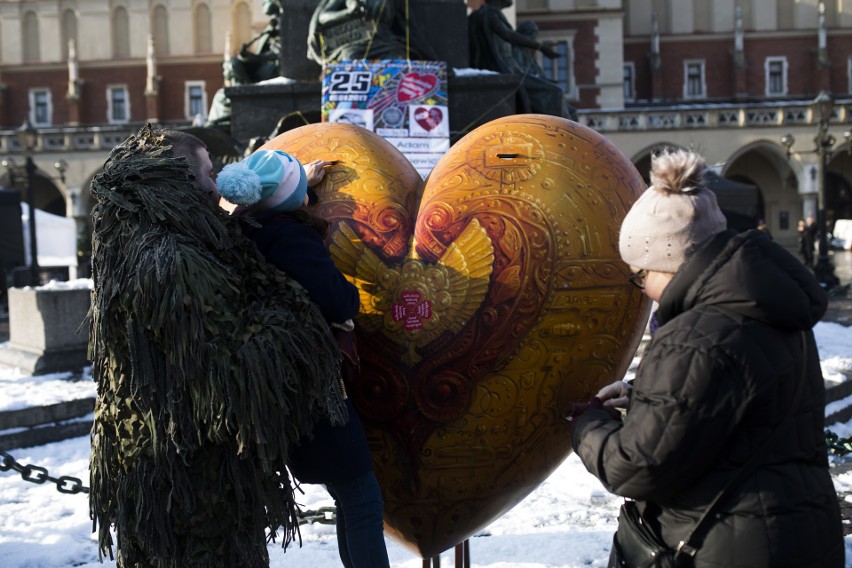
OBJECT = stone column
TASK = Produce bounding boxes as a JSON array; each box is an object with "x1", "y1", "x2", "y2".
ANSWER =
[
  {"x1": 279, "y1": 0, "x2": 322, "y2": 81},
  {"x1": 410, "y1": 0, "x2": 469, "y2": 69},
  {"x1": 67, "y1": 93, "x2": 82, "y2": 125},
  {"x1": 146, "y1": 93, "x2": 161, "y2": 123}
]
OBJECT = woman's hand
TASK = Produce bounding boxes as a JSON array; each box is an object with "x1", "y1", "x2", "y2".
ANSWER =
[{"x1": 595, "y1": 380, "x2": 632, "y2": 408}]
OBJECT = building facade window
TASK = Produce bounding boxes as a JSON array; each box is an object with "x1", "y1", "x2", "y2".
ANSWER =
[
  {"x1": 29, "y1": 89, "x2": 52, "y2": 126},
  {"x1": 693, "y1": 1, "x2": 712, "y2": 32},
  {"x1": 186, "y1": 81, "x2": 207, "y2": 121},
  {"x1": 61, "y1": 9, "x2": 79, "y2": 61},
  {"x1": 232, "y1": 1, "x2": 252, "y2": 53},
  {"x1": 113, "y1": 7, "x2": 131, "y2": 58},
  {"x1": 765, "y1": 57, "x2": 788, "y2": 97},
  {"x1": 738, "y1": 0, "x2": 754, "y2": 31},
  {"x1": 624, "y1": 62, "x2": 635, "y2": 102},
  {"x1": 107, "y1": 86, "x2": 130, "y2": 124},
  {"x1": 683, "y1": 60, "x2": 706, "y2": 99},
  {"x1": 651, "y1": 0, "x2": 670, "y2": 33},
  {"x1": 194, "y1": 4, "x2": 213, "y2": 53},
  {"x1": 23, "y1": 11, "x2": 40, "y2": 63},
  {"x1": 152, "y1": 5, "x2": 170, "y2": 55},
  {"x1": 541, "y1": 38, "x2": 575, "y2": 99},
  {"x1": 777, "y1": 0, "x2": 794, "y2": 29}
]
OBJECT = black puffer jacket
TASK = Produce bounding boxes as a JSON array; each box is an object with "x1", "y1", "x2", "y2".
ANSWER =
[{"x1": 573, "y1": 230, "x2": 844, "y2": 567}]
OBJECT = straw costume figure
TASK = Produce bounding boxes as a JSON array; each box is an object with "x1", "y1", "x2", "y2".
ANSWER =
[{"x1": 87, "y1": 125, "x2": 346, "y2": 567}]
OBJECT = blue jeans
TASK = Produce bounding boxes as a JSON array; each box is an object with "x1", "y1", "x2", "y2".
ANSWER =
[{"x1": 326, "y1": 471, "x2": 390, "y2": 568}]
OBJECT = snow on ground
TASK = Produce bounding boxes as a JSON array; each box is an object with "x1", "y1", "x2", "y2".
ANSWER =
[{"x1": 2, "y1": 321, "x2": 852, "y2": 567}]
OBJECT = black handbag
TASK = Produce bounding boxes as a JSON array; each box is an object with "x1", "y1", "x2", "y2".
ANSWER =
[
  {"x1": 609, "y1": 333, "x2": 808, "y2": 568},
  {"x1": 609, "y1": 500, "x2": 687, "y2": 568}
]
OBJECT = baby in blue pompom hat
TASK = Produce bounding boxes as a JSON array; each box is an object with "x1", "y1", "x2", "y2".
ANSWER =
[{"x1": 217, "y1": 150, "x2": 309, "y2": 213}]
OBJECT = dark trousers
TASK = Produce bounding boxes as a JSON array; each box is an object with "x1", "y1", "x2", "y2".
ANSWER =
[{"x1": 326, "y1": 471, "x2": 390, "y2": 568}]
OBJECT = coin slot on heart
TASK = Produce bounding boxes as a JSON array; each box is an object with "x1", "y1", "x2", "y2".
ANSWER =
[{"x1": 486, "y1": 144, "x2": 537, "y2": 167}]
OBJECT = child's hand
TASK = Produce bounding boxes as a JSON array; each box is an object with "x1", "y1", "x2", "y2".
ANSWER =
[{"x1": 304, "y1": 160, "x2": 337, "y2": 187}]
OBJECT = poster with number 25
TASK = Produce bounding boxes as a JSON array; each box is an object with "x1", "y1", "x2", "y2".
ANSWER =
[{"x1": 321, "y1": 60, "x2": 449, "y2": 178}]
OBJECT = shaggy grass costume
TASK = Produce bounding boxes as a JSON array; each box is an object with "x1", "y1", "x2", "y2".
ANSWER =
[{"x1": 88, "y1": 125, "x2": 346, "y2": 567}]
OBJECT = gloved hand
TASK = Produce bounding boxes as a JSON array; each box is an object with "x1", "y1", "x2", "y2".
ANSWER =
[
  {"x1": 565, "y1": 396, "x2": 621, "y2": 422},
  {"x1": 595, "y1": 380, "x2": 632, "y2": 409}
]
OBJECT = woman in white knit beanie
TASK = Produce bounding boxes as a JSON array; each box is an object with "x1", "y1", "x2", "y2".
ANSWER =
[
  {"x1": 571, "y1": 148, "x2": 842, "y2": 567},
  {"x1": 619, "y1": 149, "x2": 727, "y2": 301}
]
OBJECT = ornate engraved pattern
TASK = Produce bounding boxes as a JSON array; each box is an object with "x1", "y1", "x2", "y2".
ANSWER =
[{"x1": 261, "y1": 116, "x2": 650, "y2": 558}]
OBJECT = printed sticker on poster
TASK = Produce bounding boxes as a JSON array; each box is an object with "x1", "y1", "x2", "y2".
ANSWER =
[{"x1": 322, "y1": 60, "x2": 449, "y2": 178}]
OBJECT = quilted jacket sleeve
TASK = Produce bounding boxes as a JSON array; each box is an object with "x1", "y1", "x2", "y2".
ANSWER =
[{"x1": 573, "y1": 337, "x2": 746, "y2": 501}]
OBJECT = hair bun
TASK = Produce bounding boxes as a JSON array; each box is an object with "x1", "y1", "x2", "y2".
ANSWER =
[{"x1": 650, "y1": 149, "x2": 707, "y2": 195}]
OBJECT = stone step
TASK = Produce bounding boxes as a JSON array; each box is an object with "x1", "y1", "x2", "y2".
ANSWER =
[
  {"x1": 826, "y1": 370, "x2": 852, "y2": 425},
  {"x1": 0, "y1": 398, "x2": 94, "y2": 451}
]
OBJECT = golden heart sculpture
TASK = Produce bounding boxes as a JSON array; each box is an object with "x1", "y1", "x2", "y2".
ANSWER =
[{"x1": 261, "y1": 115, "x2": 650, "y2": 558}]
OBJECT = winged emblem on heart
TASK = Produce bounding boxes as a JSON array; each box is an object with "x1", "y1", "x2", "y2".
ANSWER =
[
  {"x1": 331, "y1": 219, "x2": 493, "y2": 365},
  {"x1": 261, "y1": 116, "x2": 649, "y2": 558}
]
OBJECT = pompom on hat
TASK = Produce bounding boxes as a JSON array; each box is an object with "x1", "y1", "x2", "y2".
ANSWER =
[
  {"x1": 619, "y1": 149, "x2": 727, "y2": 274},
  {"x1": 216, "y1": 149, "x2": 308, "y2": 212}
]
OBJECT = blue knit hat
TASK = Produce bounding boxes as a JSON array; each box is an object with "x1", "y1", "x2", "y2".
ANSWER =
[{"x1": 216, "y1": 150, "x2": 308, "y2": 212}]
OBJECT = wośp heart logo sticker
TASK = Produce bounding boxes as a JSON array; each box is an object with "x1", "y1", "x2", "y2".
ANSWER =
[
  {"x1": 397, "y1": 72, "x2": 439, "y2": 103},
  {"x1": 409, "y1": 105, "x2": 449, "y2": 137}
]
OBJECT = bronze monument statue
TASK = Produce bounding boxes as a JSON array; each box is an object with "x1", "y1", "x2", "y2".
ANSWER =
[
  {"x1": 230, "y1": 0, "x2": 284, "y2": 85},
  {"x1": 512, "y1": 19, "x2": 577, "y2": 119},
  {"x1": 469, "y1": 0, "x2": 572, "y2": 118},
  {"x1": 207, "y1": 0, "x2": 285, "y2": 127},
  {"x1": 308, "y1": 0, "x2": 439, "y2": 65}
]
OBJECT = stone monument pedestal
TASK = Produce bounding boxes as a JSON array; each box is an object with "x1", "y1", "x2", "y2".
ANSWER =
[
  {"x1": 225, "y1": 0, "x2": 518, "y2": 145},
  {"x1": 0, "y1": 287, "x2": 90, "y2": 375},
  {"x1": 228, "y1": 73, "x2": 522, "y2": 144}
]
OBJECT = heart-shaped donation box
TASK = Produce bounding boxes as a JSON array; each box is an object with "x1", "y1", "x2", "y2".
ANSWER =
[{"x1": 261, "y1": 115, "x2": 650, "y2": 557}]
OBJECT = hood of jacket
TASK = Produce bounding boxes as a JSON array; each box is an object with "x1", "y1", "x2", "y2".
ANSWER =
[{"x1": 656, "y1": 229, "x2": 827, "y2": 331}]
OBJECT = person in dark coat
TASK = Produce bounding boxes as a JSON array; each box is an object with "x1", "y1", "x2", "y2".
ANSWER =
[
  {"x1": 88, "y1": 128, "x2": 347, "y2": 567},
  {"x1": 217, "y1": 149, "x2": 390, "y2": 568},
  {"x1": 571, "y1": 149, "x2": 844, "y2": 567},
  {"x1": 798, "y1": 215, "x2": 817, "y2": 267}
]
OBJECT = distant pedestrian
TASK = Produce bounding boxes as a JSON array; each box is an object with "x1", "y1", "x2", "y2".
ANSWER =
[
  {"x1": 571, "y1": 149, "x2": 843, "y2": 567},
  {"x1": 799, "y1": 215, "x2": 817, "y2": 267}
]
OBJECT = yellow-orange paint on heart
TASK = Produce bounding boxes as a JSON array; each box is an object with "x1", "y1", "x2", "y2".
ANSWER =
[{"x1": 261, "y1": 115, "x2": 650, "y2": 558}]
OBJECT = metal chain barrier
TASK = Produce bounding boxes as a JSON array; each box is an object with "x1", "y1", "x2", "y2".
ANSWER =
[
  {"x1": 826, "y1": 430, "x2": 852, "y2": 457},
  {"x1": 1, "y1": 449, "x2": 338, "y2": 524},
  {"x1": 298, "y1": 505, "x2": 337, "y2": 526},
  {"x1": 0, "y1": 450, "x2": 89, "y2": 494}
]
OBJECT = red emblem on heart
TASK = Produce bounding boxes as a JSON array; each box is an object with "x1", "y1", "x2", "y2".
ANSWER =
[
  {"x1": 397, "y1": 72, "x2": 438, "y2": 103},
  {"x1": 414, "y1": 107, "x2": 443, "y2": 132},
  {"x1": 392, "y1": 291, "x2": 433, "y2": 331}
]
